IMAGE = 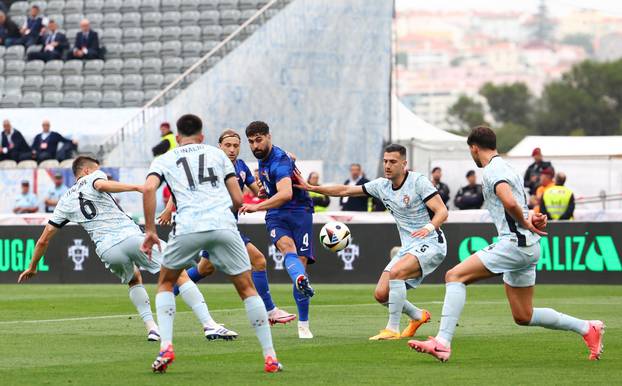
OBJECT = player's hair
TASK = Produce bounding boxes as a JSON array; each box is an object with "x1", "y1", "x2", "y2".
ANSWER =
[
  {"x1": 431, "y1": 166, "x2": 441, "y2": 173},
  {"x1": 467, "y1": 125, "x2": 497, "y2": 150},
  {"x1": 176, "y1": 114, "x2": 203, "y2": 137},
  {"x1": 72, "y1": 156, "x2": 100, "y2": 176},
  {"x1": 384, "y1": 144, "x2": 407, "y2": 158},
  {"x1": 218, "y1": 129, "x2": 240, "y2": 143},
  {"x1": 350, "y1": 163, "x2": 362, "y2": 169},
  {"x1": 245, "y1": 121, "x2": 269, "y2": 137}
]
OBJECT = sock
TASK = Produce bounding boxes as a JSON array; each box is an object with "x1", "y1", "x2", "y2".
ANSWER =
[
  {"x1": 529, "y1": 308, "x2": 589, "y2": 335},
  {"x1": 244, "y1": 295, "x2": 276, "y2": 358},
  {"x1": 436, "y1": 282, "x2": 466, "y2": 347},
  {"x1": 173, "y1": 266, "x2": 205, "y2": 296},
  {"x1": 293, "y1": 284, "x2": 310, "y2": 322},
  {"x1": 128, "y1": 284, "x2": 157, "y2": 331},
  {"x1": 178, "y1": 281, "x2": 214, "y2": 327},
  {"x1": 284, "y1": 253, "x2": 305, "y2": 284},
  {"x1": 155, "y1": 291, "x2": 176, "y2": 349},
  {"x1": 387, "y1": 280, "x2": 407, "y2": 332},
  {"x1": 381, "y1": 300, "x2": 423, "y2": 321},
  {"x1": 252, "y1": 270, "x2": 276, "y2": 313}
]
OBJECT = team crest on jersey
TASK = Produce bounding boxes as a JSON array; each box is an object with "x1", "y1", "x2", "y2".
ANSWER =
[
  {"x1": 270, "y1": 229, "x2": 276, "y2": 238},
  {"x1": 261, "y1": 171, "x2": 270, "y2": 183},
  {"x1": 68, "y1": 239, "x2": 89, "y2": 271},
  {"x1": 403, "y1": 194, "x2": 411, "y2": 206},
  {"x1": 239, "y1": 171, "x2": 246, "y2": 182}
]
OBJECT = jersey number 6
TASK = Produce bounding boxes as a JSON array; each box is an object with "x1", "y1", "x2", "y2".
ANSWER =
[
  {"x1": 177, "y1": 155, "x2": 219, "y2": 190},
  {"x1": 79, "y1": 192, "x2": 97, "y2": 219}
]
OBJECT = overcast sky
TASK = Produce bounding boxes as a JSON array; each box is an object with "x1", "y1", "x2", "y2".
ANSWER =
[{"x1": 396, "y1": 0, "x2": 622, "y2": 16}]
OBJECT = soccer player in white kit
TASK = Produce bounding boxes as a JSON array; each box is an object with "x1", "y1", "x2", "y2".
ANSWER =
[
  {"x1": 17, "y1": 157, "x2": 233, "y2": 342},
  {"x1": 296, "y1": 144, "x2": 449, "y2": 340},
  {"x1": 409, "y1": 126, "x2": 605, "y2": 362},
  {"x1": 141, "y1": 114, "x2": 281, "y2": 373}
]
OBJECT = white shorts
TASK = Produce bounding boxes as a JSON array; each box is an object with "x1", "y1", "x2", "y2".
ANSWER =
[
  {"x1": 163, "y1": 229, "x2": 251, "y2": 275},
  {"x1": 384, "y1": 237, "x2": 447, "y2": 289},
  {"x1": 99, "y1": 234, "x2": 163, "y2": 284},
  {"x1": 476, "y1": 238, "x2": 540, "y2": 287}
]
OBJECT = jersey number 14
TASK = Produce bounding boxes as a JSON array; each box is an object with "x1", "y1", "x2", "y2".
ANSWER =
[{"x1": 177, "y1": 155, "x2": 219, "y2": 190}]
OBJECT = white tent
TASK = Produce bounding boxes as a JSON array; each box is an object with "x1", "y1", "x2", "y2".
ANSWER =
[{"x1": 508, "y1": 136, "x2": 622, "y2": 157}]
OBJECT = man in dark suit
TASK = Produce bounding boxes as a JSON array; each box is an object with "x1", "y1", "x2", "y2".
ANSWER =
[
  {"x1": 431, "y1": 166, "x2": 450, "y2": 206},
  {"x1": 19, "y1": 5, "x2": 43, "y2": 47},
  {"x1": 340, "y1": 163, "x2": 370, "y2": 211},
  {"x1": 31, "y1": 120, "x2": 78, "y2": 163},
  {"x1": 0, "y1": 11, "x2": 22, "y2": 46},
  {"x1": 1, "y1": 120, "x2": 32, "y2": 162},
  {"x1": 27, "y1": 19, "x2": 67, "y2": 61},
  {"x1": 69, "y1": 18, "x2": 100, "y2": 60}
]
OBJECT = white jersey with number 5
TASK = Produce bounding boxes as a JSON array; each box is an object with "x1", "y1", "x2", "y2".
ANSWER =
[
  {"x1": 49, "y1": 170, "x2": 143, "y2": 256},
  {"x1": 147, "y1": 143, "x2": 237, "y2": 236}
]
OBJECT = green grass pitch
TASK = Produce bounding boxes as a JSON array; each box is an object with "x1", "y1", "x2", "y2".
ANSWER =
[{"x1": 0, "y1": 284, "x2": 619, "y2": 385}]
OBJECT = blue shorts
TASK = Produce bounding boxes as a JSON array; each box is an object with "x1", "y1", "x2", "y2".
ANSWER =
[{"x1": 266, "y1": 209, "x2": 315, "y2": 263}]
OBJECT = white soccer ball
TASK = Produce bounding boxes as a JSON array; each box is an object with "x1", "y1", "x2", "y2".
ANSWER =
[{"x1": 319, "y1": 221, "x2": 351, "y2": 252}]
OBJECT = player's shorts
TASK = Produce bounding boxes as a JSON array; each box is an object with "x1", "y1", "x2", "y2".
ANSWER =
[
  {"x1": 384, "y1": 235, "x2": 447, "y2": 289},
  {"x1": 265, "y1": 209, "x2": 315, "y2": 263},
  {"x1": 239, "y1": 231, "x2": 251, "y2": 245},
  {"x1": 476, "y1": 238, "x2": 540, "y2": 287},
  {"x1": 99, "y1": 234, "x2": 162, "y2": 284},
  {"x1": 163, "y1": 229, "x2": 251, "y2": 275}
]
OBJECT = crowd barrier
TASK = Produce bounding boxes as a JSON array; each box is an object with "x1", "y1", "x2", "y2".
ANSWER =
[{"x1": 0, "y1": 222, "x2": 619, "y2": 284}]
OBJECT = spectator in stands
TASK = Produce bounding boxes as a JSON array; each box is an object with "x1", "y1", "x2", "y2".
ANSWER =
[
  {"x1": 431, "y1": 166, "x2": 450, "y2": 205},
  {"x1": 1, "y1": 120, "x2": 31, "y2": 162},
  {"x1": 541, "y1": 172, "x2": 575, "y2": 221},
  {"x1": 532, "y1": 167, "x2": 555, "y2": 213},
  {"x1": 524, "y1": 147, "x2": 553, "y2": 197},
  {"x1": 69, "y1": 19, "x2": 100, "y2": 60},
  {"x1": 0, "y1": 11, "x2": 21, "y2": 46},
  {"x1": 340, "y1": 163, "x2": 369, "y2": 211},
  {"x1": 43, "y1": 172, "x2": 68, "y2": 213},
  {"x1": 27, "y1": 19, "x2": 68, "y2": 62},
  {"x1": 19, "y1": 5, "x2": 43, "y2": 47},
  {"x1": 151, "y1": 122, "x2": 177, "y2": 157},
  {"x1": 31, "y1": 120, "x2": 78, "y2": 163},
  {"x1": 454, "y1": 170, "x2": 484, "y2": 210},
  {"x1": 307, "y1": 172, "x2": 330, "y2": 212},
  {"x1": 13, "y1": 180, "x2": 39, "y2": 214}
]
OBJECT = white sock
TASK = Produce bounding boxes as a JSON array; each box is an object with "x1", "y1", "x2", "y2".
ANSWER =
[
  {"x1": 436, "y1": 282, "x2": 466, "y2": 347},
  {"x1": 128, "y1": 284, "x2": 157, "y2": 331},
  {"x1": 402, "y1": 301, "x2": 423, "y2": 321},
  {"x1": 178, "y1": 281, "x2": 214, "y2": 328},
  {"x1": 244, "y1": 295, "x2": 276, "y2": 358},
  {"x1": 298, "y1": 320, "x2": 309, "y2": 328},
  {"x1": 529, "y1": 308, "x2": 589, "y2": 335},
  {"x1": 156, "y1": 291, "x2": 176, "y2": 349},
  {"x1": 387, "y1": 280, "x2": 406, "y2": 332}
]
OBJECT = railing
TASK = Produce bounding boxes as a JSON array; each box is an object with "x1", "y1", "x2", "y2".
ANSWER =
[
  {"x1": 100, "y1": 0, "x2": 291, "y2": 166},
  {"x1": 576, "y1": 191, "x2": 622, "y2": 209}
]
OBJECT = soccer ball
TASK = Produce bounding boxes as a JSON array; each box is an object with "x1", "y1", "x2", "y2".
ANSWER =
[{"x1": 319, "y1": 221, "x2": 351, "y2": 252}]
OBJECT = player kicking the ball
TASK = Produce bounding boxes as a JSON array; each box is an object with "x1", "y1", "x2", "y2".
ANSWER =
[
  {"x1": 142, "y1": 115, "x2": 281, "y2": 373},
  {"x1": 161, "y1": 129, "x2": 296, "y2": 326},
  {"x1": 240, "y1": 121, "x2": 316, "y2": 339},
  {"x1": 409, "y1": 126, "x2": 604, "y2": 362},
  {"x1": 17, "y1": 156, "x2": 234, "y2": 342},
  {"x1": 296, "y1": 144, "x2": 448, "y2": 341}
]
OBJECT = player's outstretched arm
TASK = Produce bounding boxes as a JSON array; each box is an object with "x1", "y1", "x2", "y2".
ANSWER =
[
  {"x1": 495, "y1": 182, "x2": 547, "y2": 236},
  {"x1": 412, "y1": 194, "x2": 448, "y2": 238},
  {"x1": 94, "y1": 179, "x2": 144, "y2": 194},
  {"x1": 293, "y1": 170, "x2": 365, "y2": 197},
  {"x1": 18, "y1": 224, "x2": 59, "y2": 283},
  {"x1": 141, "y1": 175, "x2": 161, "y2": 258},
  {"x1": 240, "y1": 177, "x2": 293, "y2": 213}
]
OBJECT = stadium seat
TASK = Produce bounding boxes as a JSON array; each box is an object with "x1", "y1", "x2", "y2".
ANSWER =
[
  {"x1": 161, "y1": 0, "x2": 180, "y2": 12},
  {"x1": 142, "y1": 27, "x2": 162, "y2": 43},
  {"x1": 19, "y1": 92, "x2": 42, "y2": 107},
  {"x1": 122, "y1": 42, "x2": 143, "y2": 59},
  {"x1": 141, "y1": 43, "x2": 162, "y2": 59},
  {"x1": 102, "y1": 13, "x2": 122, "y2": 28},
  {"x1": 183, "y1": 57, "x2": 201, "y2": 71},
  {"x1": 62, "y1": 60, "x2": 83, "y2": 76},
  {"x1": 63, "y1": 0, "x2": 84, "y2": 15},
  {"x1": 241, "y1": 9, "x2": 259, "y2": 22},
  {"x1": 198, "y1": 0, "x2": 218, "y2": 12},
  {"x1": 120, "y1": 0, "x2": 141, "y2": 13},
  {"x1": 143, "y1": 89, "x2": 160, "y2": 103},
  {"x1": 12, "y1": 16, "x2": 26, "y2": 28},
  {"x1": 183, "y1": 72, "x2": 202, "y2": 88},
  {"x1": 43, "y1": 60, "x2": 63, "y2": 76},
  {"x1": 23, "y1": 75, "x2": 44, "y2": 92},
  {"x1": 161, "y1": 11, "x2": 181, "y2": 27},
  {"x1": 46, "y1": 1, "x2": 65, "y2": 15},
  {"x1": 202, "y1": 25, "x2": 223, "y2": 40},
  {"x1": 122, "y1": 58, "x2": 143, "y2": 74},
  {"x1": 5, "y1": 76, "x2": 24, "y2": 90},
  {"x1": 102, "y1": 59, "x2": 123, "y2": 75},
  {"x1": 161, "y1": 41, "x2": 182, "y2": 57},
  {"x1": 83, "y1": 75, "x2": 104, "y2": 91},
  {"x1": 181, "y1": 26, "x2": 202, "y2": 41},
  {"x1": 121, "y1": 12, "x2": 141, "y2": 29},
  {"x1": 199, "y1": 10, "x2": 220, "y2": 25},
  {"x1": 239, "y1": 0, "x2": 258, "y2": 11},
  {"x1": 26, "y1": 44, "x2": 43, "y2": 57},
  {"x1": 42, "y1": 92, "x2": 63, "y2": 107},
  {"x1": 164, "y1": 87, "x2": 181, "y2": 102},
  {"x1": 63, "y1": 75, "x2": 84, "y2": 91},
  {"x1": 82, "y1": 90, "x2": 102, "y2": 107},
  {"x1": 85, "y1": 13, "x2": 104, "y2": 29},
  {"x1": 0, "y1": 76, "x2": 4, "y2": 91},
  {"x1": 218, "y1": 0, "x2": 239, "y2": 11},
  {"x1": 161, "y1": 26, "x2": 181, "y2": 42},
  {"x1": 62, "y1": 91, "x2": 84, "y2": 107},
  {"x1": 59, "y1": 159, "x2": 76, "y2": 168},
  {"x1": 105, "y1": 43, "x2": 124, "y2": 59},
  {"x1": 0, "y1": 59, "x2": 3, "y2": 74},
  {"x1": 143, "y1": 73, "x2": 164, "y2": 90},
  {"x1": 163, "y1": 72, "x2": 181, "y2": 85},
  {"x1": 84, "y1": 0, "x2": 104, "y2": 14},
  {"x1": 123, "y1": 90, "x2": 144, "y2": 106},
  {"x1": 4, "y1": 60, "x2": 25, "y2": 76},
  {"x1": 0, "y1": 46, "x2": 6, "y2": 59},
  {"x1": 17, "y1": 160, "x2": 38, "y2": 169},
  {"x1": 42, "y1": 76, "x2": 63, "y2": 92},
  {"x1": 0, "y1": 160, "x2": 17, "y2": 169},
  {"x1": 182, "y1": 41, "x2": 203, "y2": 57},
  {"x1": 9, "y1": 1, "x2": 29, "y2": 15},
  {"x1": 83, "y1": 60, "x2": 105, "y2": 75},
  {"x1": 103, "y1": 74, "x2": 123, "y2": 91},
  {"x1": 201, "y1": 55, "x2": 221, "y2": 71},
  {"x1": 5, "y1": 45, "x2": 25, "y2": 61},
  {"x1": 102, "y1": 0, "x2": 123, "y2": 14},
  {"x1": 222, "y1": 24, "x2": 241, "y2": 37},
  {"x1": 66, "y1": 28, "x2": 80, "y2": 40},
  {"x1": 123, "y1": 27, "x2": 143, "y2": 43},
  {"x1": 139, "y1": 0, "x2": 160, "y2": 13},
  {"x1": 122, "y1": 74, "x2": 143, "y2": 90},
  {"x1": 220, "y1": 9, "x2": 241, "y2": 25},
  {"x1": 39, "y1": 159, "x2": 61, "y2": 168},
  {"x1": 101, "y1": 28, "x2": 123, "y2": 45},
  {"x1": 101, "y1": 91, "x2": 122, "y2": 107},
  {"x1": 201, "y1": 40, "x2": 220, "y2": 54},
  {"x1": 162, "y1": 57, "x2": 183, "y2": 74},
  {"x1": 181, "y1": 11, "x2": 200, "y2": 25},
  {"x1": 48, "y1": 14, "x2": 65, "y2": 26},
  {"x1": 141, "y1": 12, "x2": 161, "y2": 27},
  {"x1": 0, "y1": 89, "x2": 21, "y2": 108},
  {"x1": 64, "y1": 13, "x2": 83, "y2": 30}
]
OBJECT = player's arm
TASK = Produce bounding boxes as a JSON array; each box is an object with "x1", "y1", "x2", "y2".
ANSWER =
[
  {"x1": 294, "y1": 171, "x2": 366, "y2": 197},
  {"x1": 94, "y1": 179, "x2": 143, "y2": 194},
  {"x1": 240, "y1": 177, "x2": 293, "y2": 213},
  {"x1": 495, "y1": 182, "x2": 547, "y2": 235},
  {"x1": 225, "y1": 174, "x2": 244, "y2": 211},
  {"x1": 18, "y1": 224, "x2": 59, "y2": 283},
  {"x1": 412, "y1": 194, "x2": 448, "y2": 238},
  {"x1": 247, "y1": 181, "x2": 261, "y2": 196},
  {"x1": 158, "y1": 197, "x2": 175, "y2": 225},
  {"x1": 141, "y1": 175, "x2": 162, "y2": 258}
]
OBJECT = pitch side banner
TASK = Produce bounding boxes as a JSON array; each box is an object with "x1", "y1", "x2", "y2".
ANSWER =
[{"x1": 0, "y1": 223, "x2": 620, "y2": 284}]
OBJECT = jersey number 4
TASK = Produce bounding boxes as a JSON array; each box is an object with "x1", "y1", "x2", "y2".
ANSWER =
[{"x1": 177, "y1": 155, "x2": 218, "y2": 190}]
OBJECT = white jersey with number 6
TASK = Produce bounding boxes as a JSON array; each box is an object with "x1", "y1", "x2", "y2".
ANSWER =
[
  {"x1": 49, "y1": 170, "x2": 143, "y2": 256},
  {"x1": 147, "y1": 143, "x2": 237, "y2": 236}
]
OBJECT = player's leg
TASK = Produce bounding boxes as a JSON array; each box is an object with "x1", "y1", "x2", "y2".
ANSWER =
[
  {"x1": 292, "y1": 255, "x2": 313, "y2": 338},
  {"x1": 128, "y1": 268, "x2": 160, "y2": 341},
  {"x1": 172, "y1": 254, "x2": 215, "y2": 295},
  {"x1": 152, "y1": 266, "x2": 183, "y2": 372}
]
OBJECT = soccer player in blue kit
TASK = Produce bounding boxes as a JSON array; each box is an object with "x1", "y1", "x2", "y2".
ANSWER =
[{"x1": 240, "y1": 121, "x2": 316, "y2": 339}]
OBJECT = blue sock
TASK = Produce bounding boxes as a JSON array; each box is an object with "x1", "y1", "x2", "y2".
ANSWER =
[
  {"x1": 173, "y1": 266, "x2": 205, "y2": 296},
  {"x1": 293, "y1": 284, "x2": 310, "y2": 321},
  {"x1": 284, "y1": 253, "x2": 305, "y2": 283},
  {"x1": 252, "y1": 270, "x2": 276, "y2": 313}
]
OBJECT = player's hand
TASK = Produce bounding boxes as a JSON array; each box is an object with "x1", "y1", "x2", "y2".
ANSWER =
[
  {"x1": 255, "y1": 180, "x2": 268, "y2": 198},
  {"x1": 135, "y1": 184, "x2": 145, "y2": 194},
  {"x1": 141, "y1": 231, "x2": 161, "y2": 260},
  {"x1": 287, "y1": 151, "x2": 297, "y2": 161},
  {"x1": 292, "y1": 169, "x2": 310, "y2": 191},
  {"x1": 411, "y1": 228, "x2": 430, "y2": 238},
  {"x1": 158, "y1": 209, "x2": 172, "y2": 225},
  {"x1": 239, "y1": 203, "x2": 259, "y2": 214},
  {"x1": 528, "y1": 211, "x2": 548, "y2": 235},
  {"x1": 18, "y1": 268, "x2": 37, "y2": 283}
]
